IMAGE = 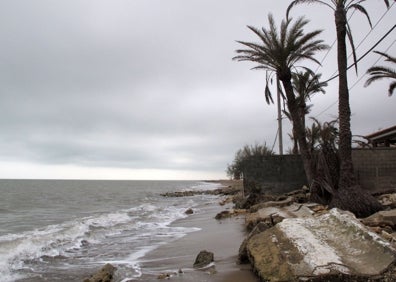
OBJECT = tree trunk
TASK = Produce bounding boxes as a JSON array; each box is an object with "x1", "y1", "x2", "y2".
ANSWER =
[
  {"x1": 335, "y1": 5, "x2": 355, "y2": 188},
  {"x1": 279, "y1": 72, "x2": 313, "y2": 184},
  {"x1": 328, "y1": 4, "x2": 382, "y2": 217}
]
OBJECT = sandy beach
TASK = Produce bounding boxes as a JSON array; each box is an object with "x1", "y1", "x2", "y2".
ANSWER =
[{"x1": 133, "y1": 183, "x2": 259, "y2": 282}]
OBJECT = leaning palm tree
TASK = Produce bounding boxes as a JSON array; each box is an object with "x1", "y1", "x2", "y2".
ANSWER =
[
  {"x1": 287, "y1": 0, "x2": 390, "y2": 217},
  {"x1": 286, "y1": 70, "x2": 327, "y2": 154},
  {"x1": 365, "y1": 51, "x2": 396, "y2": 96},
  {"x1": 233, "y1": 14, "x2": 328, "y2": 184}
]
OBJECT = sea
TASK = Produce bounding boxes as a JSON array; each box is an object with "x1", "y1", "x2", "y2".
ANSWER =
[{"x1": 0, "y1": 179, "x2": 223, "y2": 282}]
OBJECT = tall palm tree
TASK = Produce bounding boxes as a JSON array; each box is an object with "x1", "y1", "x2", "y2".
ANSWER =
[
  {"x1": 286, "y1": 70, "x2": 327, "y2": 154},
  {"x1": 365, "y1": 51, "x2": 396, "y2": 96},
  {"x1": 287, "y1": 0, "x2": 389, "y2": 217},
  {"x1": 233, "y1": 14, "x2": 328, "y2": 184}
]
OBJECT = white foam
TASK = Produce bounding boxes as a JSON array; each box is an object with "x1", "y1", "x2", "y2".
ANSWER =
[{"x1": 0, "y1": 185, "x2": 209, "y2": 280}]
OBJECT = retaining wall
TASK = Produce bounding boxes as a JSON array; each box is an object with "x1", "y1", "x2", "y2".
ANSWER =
[
  {"x1": 242, "y1": 155, "x2": 307, "y2": 195},
  {"x1": 243, "y1": 148, "x2": 396, "y2": 195},
  {"x1": 352, "y1": 148, "x2": 396, "y2": 193}
]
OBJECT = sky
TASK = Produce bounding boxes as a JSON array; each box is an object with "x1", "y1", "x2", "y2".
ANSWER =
[{"x1": 0, "y1": 0, "x2": 395, "y2": 180}]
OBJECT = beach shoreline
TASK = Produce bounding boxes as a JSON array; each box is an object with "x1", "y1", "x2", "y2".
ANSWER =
[{"x1": 123, "y1": 180, "x2": 259, "y2": 282}]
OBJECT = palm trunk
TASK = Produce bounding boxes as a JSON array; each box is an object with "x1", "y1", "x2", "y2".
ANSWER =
[
  {"x1": 280, "y1": 73, "x2": 313, "y2": 184},
  {"x1": 335, "y1": 5, "x2": 356, "y2": 188},
  {"x1": 329, "y1": 4, "x2": 382, "y2": 217}
]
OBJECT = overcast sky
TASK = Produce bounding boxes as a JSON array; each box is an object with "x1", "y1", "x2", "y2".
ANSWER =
[{"x1": 0, "y1": 0, "x2": 394, "y2": 180}]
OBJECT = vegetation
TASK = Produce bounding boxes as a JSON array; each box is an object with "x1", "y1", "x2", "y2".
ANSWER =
[
  {"x1": 365, "y1": 51, "x2": 396, "y2": 96},
  {"x1": 233, "y1": 14, "x2": 328, "y2": 184},
  {"x1": 226, "y1": 143, "x2": 274, "y2": 180},
  {"x1": 287, "y1": 0, "x2": 389, "y2": 217},
  {"x1": 286, "y1": 70, "x2": 327, "y2": 154}
]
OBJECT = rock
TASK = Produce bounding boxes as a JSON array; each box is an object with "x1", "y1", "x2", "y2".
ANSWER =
[
  {"x1": 193, "y1": 250, "x2": 214, "y2": 268},
  {"x1": 249, "y1": 196, "x2": 294, "y2": 212},
  {"x1": 362, "y1": 209, "x2": 396, "y2": 229},
  {"x1": 84, "y1": 263, "x2": 117, "y2": 282},
  {"x1": 378, "y1": 193, "x2": 396, "y2": 209},
  {"x1": 157, "y1": 272, "x2": 176, "y2": 279},
  {"x1": 243, "y1": 193, "x2": 276, "y2": 209},
  {"x1": 206, "y1": 266, "x2": 217, "y2": 275},
  {"x1": 245, "y1": 203, "x2": 315, "y2": 231},
  {"x1": 215, "y1": 209, "x2": 247, "y2": 220},
  {"x1": 185, "y1": 208, "x2": 194, "y2": 215},
  {"x1": 232, "y1": 193, "x2": 246, "y2": 209},
  {"x1": 80, "y1": 239, "x2": 89, "y2": 247},
  {"x1": 160, "y1": 185, "x2": 241, "y2": 198},
  {"x1": 219, "y1": 196, "x2": 233, "y2": 206},
  {"x1": 238, "y1": 222, "x2": 271, "y2": 264},
  {"x1": 246, "y1": 209, "x2": 396, "y2": 281},
  {"x1": 215, "y1": 210, "x2": 230, "y2": 220}
]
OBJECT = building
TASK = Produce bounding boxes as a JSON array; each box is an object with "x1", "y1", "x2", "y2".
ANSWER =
[{"x1": 365, "y1": 125, "x2": 396, "y2": 147}]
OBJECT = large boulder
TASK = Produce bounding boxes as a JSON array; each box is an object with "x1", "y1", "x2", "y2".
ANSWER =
[{"x1": 247, "y1": 209, "x2": 396, "y2": 281}]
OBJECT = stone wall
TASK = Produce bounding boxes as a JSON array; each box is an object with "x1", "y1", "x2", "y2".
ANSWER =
[
  {"x1": 352, "y1": 148, "x2": 396, "y2": 193},
  {"x1": 242, "y1": 155, "x2": 307, "y2": 195}
]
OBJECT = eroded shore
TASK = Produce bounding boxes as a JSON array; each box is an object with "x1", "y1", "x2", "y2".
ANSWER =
[{"x1": 85, "y1": 180, "x2": 396, "y2": 281}]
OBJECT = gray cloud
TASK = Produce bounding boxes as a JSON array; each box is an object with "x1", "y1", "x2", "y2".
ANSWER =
[{"x1": 0, "y1": 0, "x2": 394, "y2": 178}]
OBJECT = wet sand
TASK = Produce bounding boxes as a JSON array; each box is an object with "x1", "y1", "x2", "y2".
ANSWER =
[{"x1": 135, "y1": 196, "x2": 259, "y2": 282}]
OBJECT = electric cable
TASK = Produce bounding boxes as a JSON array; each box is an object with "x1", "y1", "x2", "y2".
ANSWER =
[{"x1": 315, "y1": 39, "x2": 396, "y2": 117}]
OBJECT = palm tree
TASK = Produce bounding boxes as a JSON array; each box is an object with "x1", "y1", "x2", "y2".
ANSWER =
[
  {"x1": 285, "y1": 70, "x2": 327, "y2": 154},
  {"x1": 365, "y1": 51, "x2": 396, "y2": 96},
  {"x1": 233, "y1": 14, "x2": 328, "y2": 184},
  {"x1": 287, "y1": 0, "x2": 389, "y2": 217}
]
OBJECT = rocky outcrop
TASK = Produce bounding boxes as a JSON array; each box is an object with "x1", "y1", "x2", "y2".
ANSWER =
[
  {"x1": 246, "y1": 209, "x2": 396, "y2": 281},
  {"x1": 83, "y1": 263, "x2": 116, "y2": 282},
  {"x1": 193, "y1": 250, "x2": 214, "y2": 268},
  {"x1": 161, "y1": 185, "x2": 241, "y2": 198}
]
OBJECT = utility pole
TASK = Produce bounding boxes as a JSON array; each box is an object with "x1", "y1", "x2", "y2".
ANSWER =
[{"x1": 276, "y1": 75, "x2": 283, "y2": 155}]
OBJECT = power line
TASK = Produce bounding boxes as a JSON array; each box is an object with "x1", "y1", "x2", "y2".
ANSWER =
[
  {"x1": 348, "y1": 39, "x2": 396, "y2": 91},
  {"x1": 322, "y1": 24, "x2": 396, "y2": 85},
  {"x1": 315, "y1": 39, "x2": 396, "y2": 118},
  {"x1": 353, "y1": 1, "x2": 395, "y2": 52},
  {"x1": 320, "y1": 3, "x2": 395, "y2": 82},
  {"x1": 314, "y1": 10, "x2": 356, "y2": 73}
]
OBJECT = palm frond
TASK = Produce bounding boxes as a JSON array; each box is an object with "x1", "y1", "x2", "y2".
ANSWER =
[
  {"x1": 349, "y1": 4, "x2": 372, "y2": 27},
  {"x1": 365, "y1": 50, "x2": 396, "y2": 96},
  {"x1": 265, "y1": 72, "x2": 275, "y2": 104},
  {"x1": 345, "y1": 22, "x2": 358, "y2": 74},
  {"x1": 389, "y1": 81, "x2": 396, "y2": 96},
  {"x1": 287, "y1": 0, "x2": 334, "y2": 19},
  {"x1": 374, "y1": 51, "x2": 396, "y2": 64}
]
